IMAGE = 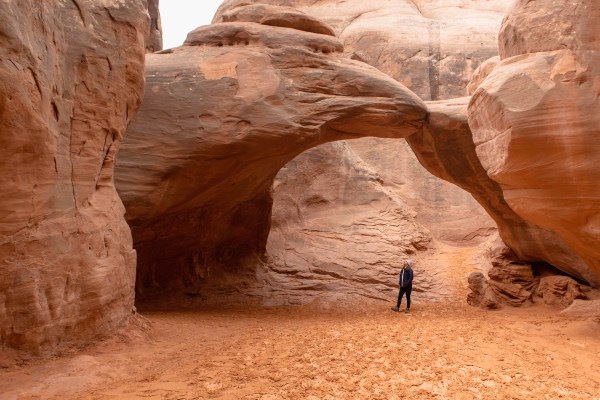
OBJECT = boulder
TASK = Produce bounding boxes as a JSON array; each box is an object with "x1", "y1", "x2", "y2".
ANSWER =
[
  {"x1": 0, "y1": 0, "x2": 148, "y2": 351},
  {"x1": 467, "y1": 263, "x2": 537, "y2": 308},
  {"x1": 487, "y1": 263, "x2": 536, "y2": 307},
  {"x1": 466, "y1": 56, "x2": 499, "y2": 95},
  {"x1": 468, "y1": 238, "x2": 538, "y2": 308},
  {"x1": 467, "y1": 272, "x2": 497, "y2": 309},
  {"x1": 536, "y1": 276, "x2": 586, "y2": 307}
]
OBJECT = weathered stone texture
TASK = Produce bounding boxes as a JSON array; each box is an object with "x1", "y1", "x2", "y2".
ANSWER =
[
  {"x1": 536, "y1": 276, "x2": 586, "y2": 307},
  {"x1": 261, "y1": 142, "x2": 446, "y2": 305},
  {"x1": 146, "y1": 0, "x2": 163, "y2": 52},
  {"x1": 215, "y1": 0, "x2": 505, "y2": 249},
  {"x1": 468, "y1": 0, "x2": 600, "y2": 286},
  {"x1": 407, "y1": 98, "x2": 590, "y2": 287},
  {"x1": 0, "y1": 0, "x2": 148, "y2": 351}
]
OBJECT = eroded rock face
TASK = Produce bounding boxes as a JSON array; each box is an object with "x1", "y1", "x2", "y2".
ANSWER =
[
  {"x1": 468, "y1": 241, "x2": 537, "y2": 308},
  {"x1": 0, "y1": 1, "x2": 148, "y2": 351},
  {"x1": 466, "y1": 56, "x2": 499, "y2": 95},
  {"x1": 116, "y1": 12, "x2": 426, "y2": 294},
  {"x1": 468, "y1": 0, "x2": 600, "y2": 286},
  {"x1": 220, "y1": 4, "x2": 335, "y2": 36},
  {"x1": 215, "y1": 0, "x2": 512, "y2": 101},
  {"x1": 536, "y1": 276, "x2": 586, "y2": 307}
]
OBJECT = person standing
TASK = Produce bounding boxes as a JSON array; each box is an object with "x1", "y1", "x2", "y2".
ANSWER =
[{"x1": 392, "y1": 259, "x2": 413, "y2": 314}]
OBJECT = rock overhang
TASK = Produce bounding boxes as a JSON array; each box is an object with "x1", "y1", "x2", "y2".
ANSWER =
[{"x1": 116, "y1": 3, "x2": 430, "y2": 293}]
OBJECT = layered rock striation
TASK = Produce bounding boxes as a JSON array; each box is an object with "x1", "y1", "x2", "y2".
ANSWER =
[
  {"x1": 262, "y1": 142, "x2": 448, "y2": 306},
  {"x1": 0, "y1": 0, "x2": 148, "y2": 351},
  {"x1": 407, "y1": 98, "x2": 592, "y2": 287},
  {"x1": 121, "y1": 1, "x2": 600, "y2": 302}
]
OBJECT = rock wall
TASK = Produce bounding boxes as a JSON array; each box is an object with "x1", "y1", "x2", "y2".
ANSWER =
[
  {"x1": 407, "y1": 98, "x2": 590, "y2": 284},
  {"x1": 253, "y1": 0, "x2": 600, "y2": 289},
  {"x1": 264, "y1": 142, "x2": 446, "y2": 305},
  {"x1": 236, "y1": 1, "x2": 501, "y2": 304},
  {"x1": 0, "y1": 0, "x2": 148, "y2": 351},
  {"x1": 468, "y1": 0, "x2": 600, "y2": 286}
]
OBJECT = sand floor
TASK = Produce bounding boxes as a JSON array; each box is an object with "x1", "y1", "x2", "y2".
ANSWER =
[
  {"x1": 2, "y1": 241, "x2": 600, "y2": 399},
  {"x1": 1, "y1": 299, "x2": 599, "y2": 400}
]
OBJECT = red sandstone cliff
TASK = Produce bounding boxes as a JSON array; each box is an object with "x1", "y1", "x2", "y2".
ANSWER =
[
  {"x1": 0, "y1": 0, "x2": 148, "y2": 351},
  {"x1": 468, "y1": 0, "x2": 600, "y2": 286}
]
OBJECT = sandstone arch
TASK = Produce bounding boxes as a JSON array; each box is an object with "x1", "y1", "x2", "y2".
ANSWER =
[
  {"x1": 116, "y1": 11, "x2": 426, "y2": 295},
  {"x1": 118, "y1": 0, "x2": 600, "y2": 299}
]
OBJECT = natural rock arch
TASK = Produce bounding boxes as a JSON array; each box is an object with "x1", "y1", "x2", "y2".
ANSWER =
[
  {"x1": 117, "y1": 1, "x2": 600, "y2": 299},
  {"x1": 115, "y1": 12, "x2": 426, "y2": 295}
]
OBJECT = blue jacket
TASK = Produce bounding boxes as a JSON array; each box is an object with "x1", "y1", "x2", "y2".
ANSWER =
[{"x1": 399, "y1": 267, "x2": 413, "y2": 288}]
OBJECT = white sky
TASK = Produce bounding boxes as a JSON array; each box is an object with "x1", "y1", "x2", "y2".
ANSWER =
[{"x1": 160, "y1": 0, "x2": 224, "y2": 49}]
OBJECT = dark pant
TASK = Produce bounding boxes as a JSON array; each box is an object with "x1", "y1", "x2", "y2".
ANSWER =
[{"x1": 396, "y1": 285, "x2": 412, "y2": 309}]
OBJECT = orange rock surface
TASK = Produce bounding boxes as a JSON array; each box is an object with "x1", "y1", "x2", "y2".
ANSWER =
[
  {"x1": 0, "y1": 0, "x2": 148, "y2": 351},
  {"x1": 468, "y1": 0, "x2": 600, "y2": 286},
  {"x1": 145, "y1": 0, "x2": 163, "y2": 52},
  {"x1": 214, "y1": 0, "x2": 507, "y2": 252},
  {"x1": 2, "y1": 0, "x2": 600, "y2": 359}
]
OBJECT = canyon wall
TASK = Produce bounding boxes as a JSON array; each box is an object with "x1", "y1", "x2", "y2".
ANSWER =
[
  {"x1": 0, "y1": 0, "x2": 148, "y2": 351},
  {"x1": 2, "y1": 0, "x2": 598, "y2": 352},
  {"x1": 122, "y1": 1, "x2": 600, "y2": 305},
  {"x1": 215, "y1": 1, "x2": 510, "y2": 245},
  {"x1": 212, "y1": 1, "x2": 509, "y2": 252},
  {"x1": 468, "y1": 0, "x2": 600, "y2": 286},
  {"x1": 210, "y1": 0, "x2": 508, "y2": 303}
]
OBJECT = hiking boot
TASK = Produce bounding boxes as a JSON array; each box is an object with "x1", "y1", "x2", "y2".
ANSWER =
[
  {"x1": 391, "y1": 306, "x2": 399, "y2": 312},
  {"x1": 405, "y1": 308, "x2": 410, "y2": 314}
]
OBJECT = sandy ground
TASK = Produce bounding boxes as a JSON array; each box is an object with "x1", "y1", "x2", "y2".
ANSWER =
[
  {"x1": 1, "y1": 301, "x2": 599, "y2": 399},
  {"x1": 1, "y1": 243, "x2": 599, "y2": 400}
]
